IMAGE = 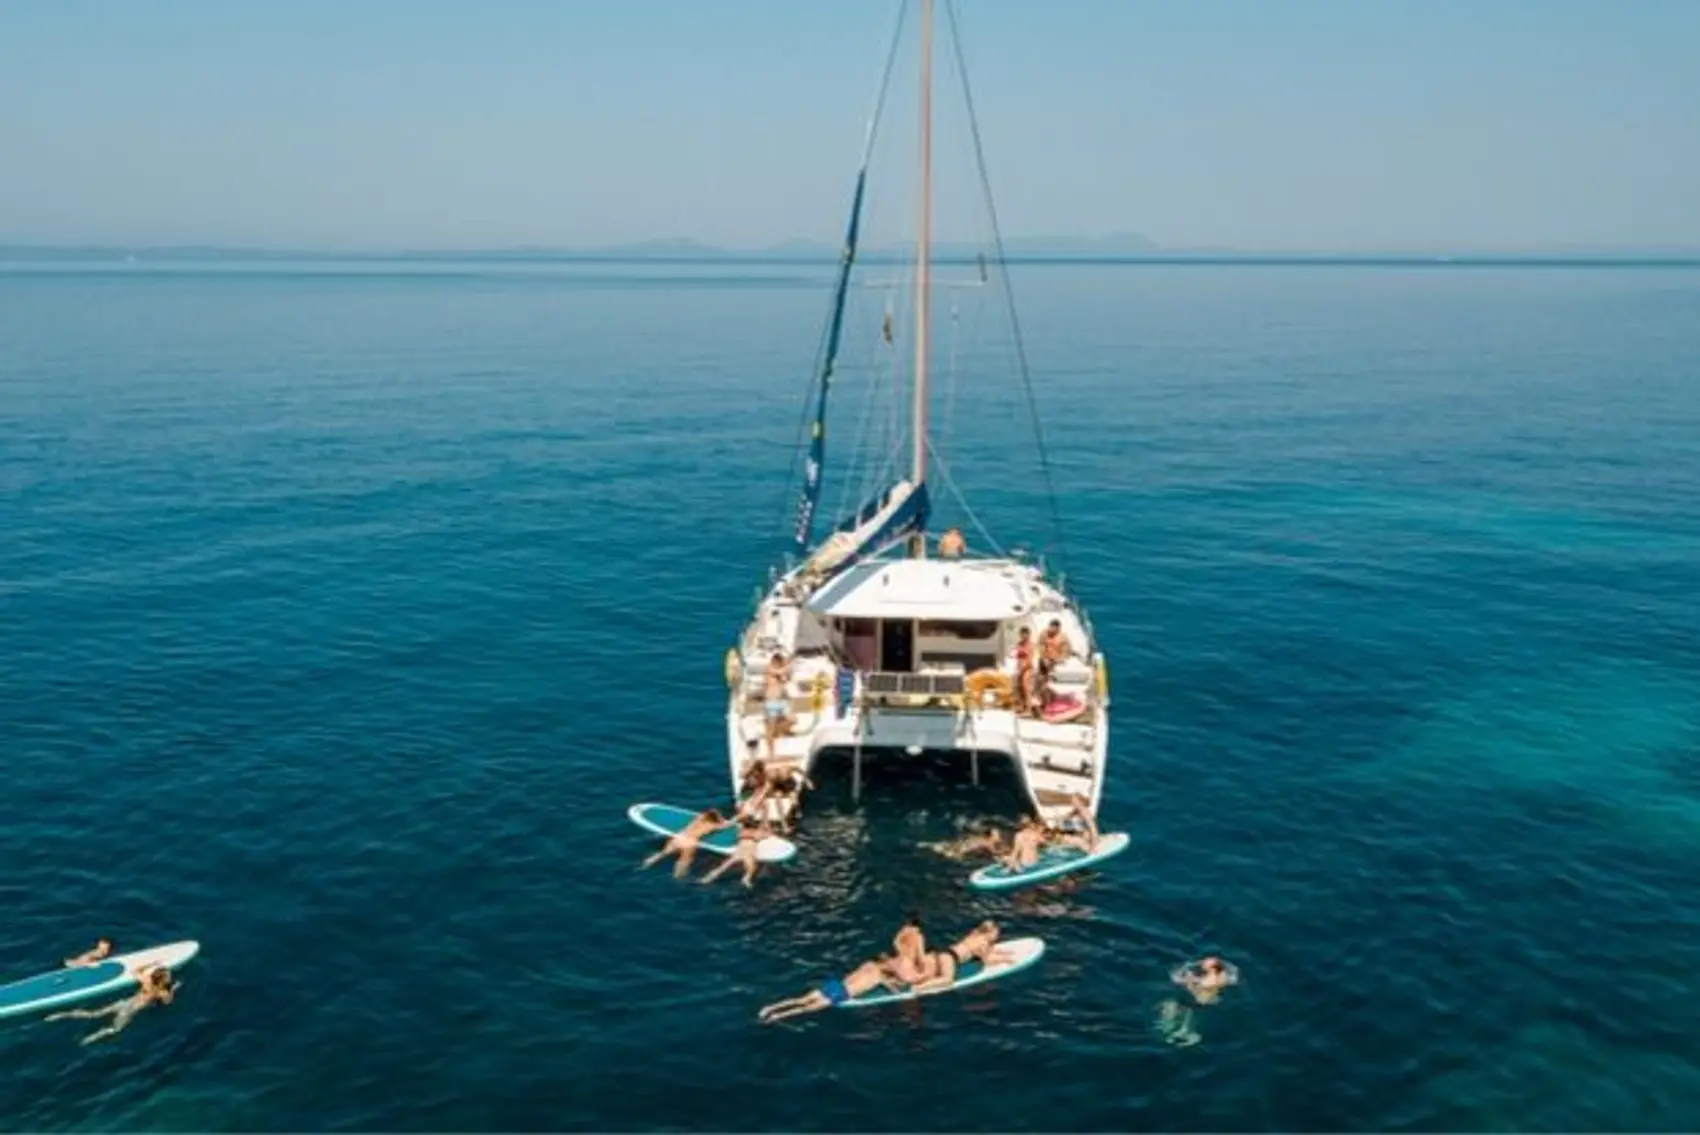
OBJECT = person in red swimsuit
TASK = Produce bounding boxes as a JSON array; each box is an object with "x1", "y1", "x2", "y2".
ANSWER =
[{"x1": 1013, "y1": 627, "x2": 1037, "y2": 714}]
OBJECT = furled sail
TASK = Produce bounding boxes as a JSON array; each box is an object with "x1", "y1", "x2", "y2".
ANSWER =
[
  {"x1": 797, "y1": 479, "x2": 931, "y2": 587},
  {"x1": 791, "y1": 166, "x2": 870, "y2": 557}
]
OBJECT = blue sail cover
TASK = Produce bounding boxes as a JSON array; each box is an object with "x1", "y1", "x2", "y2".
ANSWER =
[{"x1": 791, "y1": 167, "x2": 870, "y2": 557}]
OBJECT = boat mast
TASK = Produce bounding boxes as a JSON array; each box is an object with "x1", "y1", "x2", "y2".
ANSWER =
[{"x1": 908, "y1": 0, "x2": 933, "y2": 559}]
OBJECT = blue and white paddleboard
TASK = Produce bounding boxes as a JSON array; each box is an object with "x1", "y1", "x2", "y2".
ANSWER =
[
  {"x1": 0, "y1": 941, "x2": 200, "y2": 1021},
  {"x1": 967, "y1": 831, "x2": 1130, "y2": 891},
  {"x1": 841, "y1": 936, "x2": 1046, "y2": 1009},
  {"x1": 628, "y1": 803, "x2": 797, "y2": 864}
]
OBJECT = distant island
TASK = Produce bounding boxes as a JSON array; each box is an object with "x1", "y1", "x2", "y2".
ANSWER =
[{"x1": 4, "y1": 235, "x2": 1700, "y2": 266}]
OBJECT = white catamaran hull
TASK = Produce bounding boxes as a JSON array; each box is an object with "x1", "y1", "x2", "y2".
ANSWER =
[{"x1": 725, "y1": 557, "x2": 1110, "y2": 826}]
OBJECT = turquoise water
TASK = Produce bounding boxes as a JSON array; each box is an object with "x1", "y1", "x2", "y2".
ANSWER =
[{"x1": 3, "y1": 260, "x2": 1699, "y2": 1130}]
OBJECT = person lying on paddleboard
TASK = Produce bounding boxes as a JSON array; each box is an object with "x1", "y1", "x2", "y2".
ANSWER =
[
  {"x1": 1174, "y1": 956, "x2": 1238, "y2": 1005},
  {"x1": 890, "y1": 913, "x2": 932, "y2": 986},
  {"x1": 700, "y1": 814, "x2": 771, "y2": 889},
  {"x1": 915, "y1": 919, "x2": 1009, "y2": 990},
  {"x1": 47, "y1": 964, "x2": 178, "y2": 1045},
  {"x1": 641, "y1": 809, "x2": 733, "y2": 877},
  {"x1": 64, "y1": 938, "x2": 113, "y2": 967},
  {"x1": 757, "y1": 955, "x2": 906, "y2": 1023}
]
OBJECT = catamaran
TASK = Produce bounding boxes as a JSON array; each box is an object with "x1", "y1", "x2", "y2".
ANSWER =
[{"x1": 723, "y1": 0, "x2": 1110, "y2": 827}]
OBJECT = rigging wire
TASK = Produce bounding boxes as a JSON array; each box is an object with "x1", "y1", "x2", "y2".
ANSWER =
[
  {"x1": 931, "y1": 446, "x2": 1006, "y2": 557},
  {"x1": 943, "y1": 0, "x2": 1068, "y2": 570},
  {"x1": 773, "y1": 0, "x2": 910, "y2": 556},
  {"x1": 832, "y1": 291, "x2": 891, "y2": 524}
]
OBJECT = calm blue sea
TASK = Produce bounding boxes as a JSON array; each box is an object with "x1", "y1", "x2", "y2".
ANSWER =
[{"x1": 3, "y1": 258, "x2": 1699, "y2": 1131}]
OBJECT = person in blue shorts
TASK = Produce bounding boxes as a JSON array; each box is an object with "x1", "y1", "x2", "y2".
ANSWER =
[
  {"x1": 758, "y1": 956, "x2": 903, "y2": 1023},
  {"x1": 761, "y1": 651, "x2": 792, "y2": 760}
]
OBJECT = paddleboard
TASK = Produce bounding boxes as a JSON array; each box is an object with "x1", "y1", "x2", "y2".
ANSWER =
[
  {"x1": 841, "y1": 936, "x2": 1046, "y2": 1009},
  {"x1": 967, "y1": 831, "x2": 1130, "y2": 891},
  {"x1": 628, "y1": 803, "x2": 797, "y2": 864},
  {"x1": 0, "y1": 941, "x2": 200, "y2": 1021}
]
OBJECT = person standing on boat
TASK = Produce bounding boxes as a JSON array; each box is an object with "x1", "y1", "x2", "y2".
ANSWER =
[
  {"x1": 937, "y1": 527, "x2": 965, "y2": 558},
  {"x1": 1013, "y1": 627, "x2": 1038, "y2": 714},
  {"x1": 762, "y1": 651, "x2": 792, "y2": 760}
]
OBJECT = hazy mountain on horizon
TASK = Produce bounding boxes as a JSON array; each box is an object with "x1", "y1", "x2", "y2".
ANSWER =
[{"x1": 4, "y1": 234, "x2": 1700, "y2": 263}]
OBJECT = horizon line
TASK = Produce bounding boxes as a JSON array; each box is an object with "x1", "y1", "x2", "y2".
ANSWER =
[{"x1": 5, "y1": 237, "x2": 1700, "y2": 266}]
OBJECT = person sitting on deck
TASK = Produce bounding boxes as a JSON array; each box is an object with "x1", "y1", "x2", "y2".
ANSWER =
[
  {"x1": 915, "y1": 919, "x2": 1009, "y2": 990},
  {"x1": 762, "y1": 652, "x2": 793, "y2": 760},
  {"x1": 1039, "y1": 618, "x2": 1073, "y2": 666},
  {"x1": 65, "y1": 938, "x2": 113, "y2": 968},
  {"x1": 700, "y1": 814, "x2": 771, "y2": 889},
  {"x1": 762, "y1": 763, "x2": 813, "y2": 830},
  {"x1": 937, "y1": 527, "x2": 966, "y2": 559},
  {"x1": 757, "y1": 955, "x2": 906, "y2": 1023},
  {"x1": 737, "y1": 759, "x2": 771, "y2": 822},
  {"x1": 1028, "y1": 660, "x2": 1057, "y2": 718},
  {"x1": 641, "y1": 809, "x2": 733, "y2": 878}
]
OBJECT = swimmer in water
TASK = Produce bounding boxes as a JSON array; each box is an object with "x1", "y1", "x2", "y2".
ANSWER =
[
  {"x1": 699, "y1": 814, "x2": 770, "y2": 888},
  {"x1": 64, "y1": 938, "x2": 113, "y2": 967},
  {"x1": 641, "y1": 808, "x2": 734, "y2": 878},
  {"x1": 1155, "y1": 998, "x2": 1201, "y2": 1047},
  {"x1": 47, "y1": 964, "x2": 178, "y2": 1045},
  {"x1": 758, "y1": 955, "x2": 904, "y2": 1023},
  {"x1": 923, "y1": 823, "x2": 1009, "y2": 861},
  {"x1": 1175, "y1": 955, "x2": 1237, "y2": 1005}
]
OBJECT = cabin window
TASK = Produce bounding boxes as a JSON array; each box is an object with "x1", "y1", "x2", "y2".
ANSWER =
[{"x1": 917, "y1": 620, "x2": 999, "y2": 640}]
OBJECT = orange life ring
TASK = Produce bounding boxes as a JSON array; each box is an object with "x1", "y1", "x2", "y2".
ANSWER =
[{"x1": 964, "y1": 668, "x2": 1013, "y2": 707}]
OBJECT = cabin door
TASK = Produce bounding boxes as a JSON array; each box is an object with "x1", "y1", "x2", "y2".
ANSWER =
[{"x1": 878, "y1": 619, "x2": 915, "y2": 673}]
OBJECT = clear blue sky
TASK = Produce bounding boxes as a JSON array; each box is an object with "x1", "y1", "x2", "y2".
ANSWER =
[{"x1": 3, "y1": 0, "x2": 1697, "y2": 251}]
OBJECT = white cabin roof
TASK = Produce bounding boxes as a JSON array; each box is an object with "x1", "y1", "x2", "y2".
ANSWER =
[{"x1": 804, "y1": 558, "x2": 1032, "y2": 622}]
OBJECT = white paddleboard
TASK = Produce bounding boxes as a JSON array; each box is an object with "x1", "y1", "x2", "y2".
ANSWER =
[
  {"x1": 841, "y1": 937, "x2": 1046, "y2": 1009},
  {"x1": 968, "y1": 831, "x2": 1130, "y2": 891},
  {"x1": 0, "y1": 941, "x2": 200, "y2": 1021},
  {"x1": 628, "y1": 802, "x2": 797, "y2": 864}
]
